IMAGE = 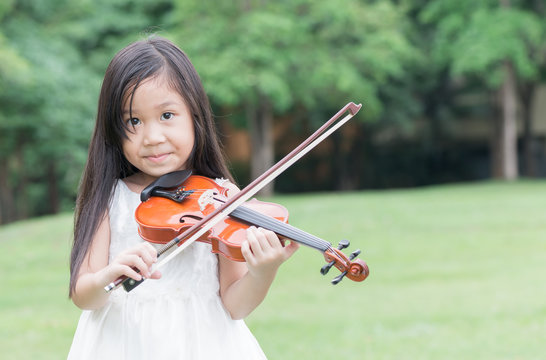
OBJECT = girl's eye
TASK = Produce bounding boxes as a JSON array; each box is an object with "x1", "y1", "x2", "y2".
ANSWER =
[
  {"x1": 161, "y1": 112, "x2": 174, "y2": 121},
  {"x1": 128, "y1": 118, "x2": 141, "y2": 126}
]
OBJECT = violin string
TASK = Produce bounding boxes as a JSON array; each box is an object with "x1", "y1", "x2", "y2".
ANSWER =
[
  {"x1": 164, "y1": 190, "x2": 332, "y2": 252},
  {"x1": 209, "y1": 196, "x2": 332, "y2": 251},
  {"x1": 230, "y1": 206, "x2": 331, "y2": 252}
]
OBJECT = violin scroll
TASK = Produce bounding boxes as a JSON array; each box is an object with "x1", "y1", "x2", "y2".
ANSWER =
[{"x1": 321, "y1": 240, "x2": 369, "y2": 284}]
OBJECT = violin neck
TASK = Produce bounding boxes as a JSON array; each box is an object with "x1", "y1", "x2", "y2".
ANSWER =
[{"x1": 230, "y1": 205, "x2": 331, "y2": 252}]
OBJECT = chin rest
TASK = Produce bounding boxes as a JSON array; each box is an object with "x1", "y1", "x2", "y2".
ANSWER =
[{"x1": 140, "y1": 169, "x2": 193, "y2": 202}]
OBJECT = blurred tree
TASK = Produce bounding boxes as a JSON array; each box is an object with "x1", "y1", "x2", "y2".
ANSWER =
[
  {"x1": 419, "y1": 0, "x2": 545, "y2": 180},
  {"x1": 0, "y1": 0, "x2": 32, "y2": 223},
  {"x1": 0, "y1": 0, "x2": 172, "y2": 223},
  {"x1": 517, "y1": 0, "x2": 546, "y2": 177},
  {"x1": 5, "y1": 0, "x2": 543, "y2": 222},
  {"x1": 170, "y1": 0, "x2": 418, "y2": 194},
  {"x1": 0, "y1": 0, "x2": 100, "y2": 222}
]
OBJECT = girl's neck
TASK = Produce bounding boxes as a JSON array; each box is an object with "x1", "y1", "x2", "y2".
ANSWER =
[{"x1": 123, "y1": 172, "x2": 156, "y2": 194}]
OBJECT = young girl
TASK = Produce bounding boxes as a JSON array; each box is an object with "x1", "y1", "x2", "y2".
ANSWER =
[{"x1": 68, "y1": 36, "x2": 298, "y2": 359}]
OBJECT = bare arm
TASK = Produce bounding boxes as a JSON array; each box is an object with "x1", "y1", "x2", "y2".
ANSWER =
[
  {"x1": 218, "y1": 227, "x2": 298, "y2": 320},
  {"x1": 216, "y1": 181, "x2": 298, "y2": 319},
  {"x1": 71, "y1": 214, "x2": 160, "y2": 310}
]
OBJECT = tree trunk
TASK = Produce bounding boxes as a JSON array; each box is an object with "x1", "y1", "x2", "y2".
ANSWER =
[
  {"x1": 520, "y1": 83, "x2": 535, "y2": 177},
  {"x1": 493, "y1": 60, "x2": 518, "y2": 180},
  {"x1": 247, "y1": 98, "x2": 274, "y2": 197},
  {"x1": 14, "y1": 142, "x2": 29, "y2": 219},
  {"x1": 0, "y1": 159, "x2": 13, "y2": 224},
  {"x1": 332, "y1": 125, "x2": 360, "y2": 191},
  {"x1": 47, "y1": 161, "x2": 60, "y2": 214}
]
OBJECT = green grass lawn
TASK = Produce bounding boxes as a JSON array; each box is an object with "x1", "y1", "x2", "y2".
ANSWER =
[{"x1": 1, "y1": 180, "x2": 545, "y2": 359}]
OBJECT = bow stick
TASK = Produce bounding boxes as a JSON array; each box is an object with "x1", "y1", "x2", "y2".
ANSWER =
[{"x1": 105, "y1": 102, "x2": 362, "y2": 292}]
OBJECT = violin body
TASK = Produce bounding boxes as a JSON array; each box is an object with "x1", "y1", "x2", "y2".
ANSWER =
[{"x1": 135, "y1": 175, "x2": 289, "y2": 261}]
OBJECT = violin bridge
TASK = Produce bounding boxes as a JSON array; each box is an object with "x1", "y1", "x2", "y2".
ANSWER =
[{"x1": 198, "y1": 189, "x2": 216, "y2": 211}]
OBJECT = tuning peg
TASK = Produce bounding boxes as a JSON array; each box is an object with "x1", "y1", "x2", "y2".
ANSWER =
[
  {"x1": 320, "y1": 263, "x2": 333, "y2": 275},
  {"x1": 320, "y1": 240, "x2": 350, "y2": 275},
  {"x1": 337, "y1": 239, "x2": 350, "y2": 250},
  {"x1": 349, "y1": 249, "x2": 361, "y2": 260},
  {"x1": 331, "y1": 270, "x2": 347, "y2": 284}
]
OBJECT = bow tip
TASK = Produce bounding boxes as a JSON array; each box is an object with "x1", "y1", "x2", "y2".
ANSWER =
[{"x1": 347, "y1": 102, "x2": 363, "y2": 115}]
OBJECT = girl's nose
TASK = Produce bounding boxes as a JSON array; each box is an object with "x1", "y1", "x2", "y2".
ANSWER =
[{"x1": 143, "y1": 122, "x2": 167, "y2": 145}]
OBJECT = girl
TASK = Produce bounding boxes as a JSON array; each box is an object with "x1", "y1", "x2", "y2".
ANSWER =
[{"x1": 68, "y1": 36, "x2": 298, "y2": 359}]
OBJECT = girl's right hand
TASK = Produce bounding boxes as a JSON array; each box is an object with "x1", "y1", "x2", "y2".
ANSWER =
[
  {"x1": 101, "y1": 242, "x2": 161, "y2": 285},
  {"x1": 73, "y1": 242, "x2": 162, "y2": 310}
]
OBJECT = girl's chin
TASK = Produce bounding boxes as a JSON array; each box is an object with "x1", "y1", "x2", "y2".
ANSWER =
[{"x1": 142, "y1": 166, "x2": 189, "y2": 180}]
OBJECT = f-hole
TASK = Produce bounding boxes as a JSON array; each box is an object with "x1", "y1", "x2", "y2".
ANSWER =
[{"x1": 179, "y1": 214, "x2": 204, "y2": 223}]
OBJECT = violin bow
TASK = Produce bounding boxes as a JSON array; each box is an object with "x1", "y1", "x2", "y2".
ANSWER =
[{"x1": 105, "y1": 102, "x2": 362, "y2": 292}]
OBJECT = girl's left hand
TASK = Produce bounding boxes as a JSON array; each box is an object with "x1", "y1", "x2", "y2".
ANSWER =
[{"x1": 241, "y1": 226, "x2": 299, "y2": 280}]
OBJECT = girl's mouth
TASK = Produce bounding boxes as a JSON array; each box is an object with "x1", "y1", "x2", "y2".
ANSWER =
[{"x1": 146, "y1": 153, "x2": 170, "y2": 163}]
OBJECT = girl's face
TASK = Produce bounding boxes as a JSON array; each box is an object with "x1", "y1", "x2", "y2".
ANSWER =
[{"x1": 121, "y1": 76, "x2": 195, "y2": 184}]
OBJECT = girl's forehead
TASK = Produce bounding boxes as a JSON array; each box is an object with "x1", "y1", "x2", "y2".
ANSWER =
[{"x1": 122, "y1": 74, "x2": 180, "y2": 110}]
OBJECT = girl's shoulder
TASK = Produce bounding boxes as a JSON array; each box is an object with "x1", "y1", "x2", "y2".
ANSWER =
[{"x1": 109, "y1": 178, "x2": 141, "y2": 211}]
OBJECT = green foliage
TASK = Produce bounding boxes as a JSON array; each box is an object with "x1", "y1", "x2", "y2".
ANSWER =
[
  {"x1": 0, "y1": 34, "x2": 30, "y2": 86},
  {"x1": 420, "y1": 0, "x2": 545, "y2": 87},
  {"x1": 0, "y1": 0, "x2": 173, "y2": 220},
  {"x1": 1, "y1": 0, "x2": 546, "y2": 221},
  {"x1": 171, "y1": 0, "x2": 419, "y2": 120},
  {"x1": 0, "y1": 0, "x2": 100, "y2": 217}
]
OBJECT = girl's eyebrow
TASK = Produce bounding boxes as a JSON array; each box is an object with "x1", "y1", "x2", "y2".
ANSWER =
[
  {"x1": 122, "y1": 100, "x2": 184, "y2": 115},
  {"x1": 156, "y1": 100, "x2": 183, "y2": 108}
]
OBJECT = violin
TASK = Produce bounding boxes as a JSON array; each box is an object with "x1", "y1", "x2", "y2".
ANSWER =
[
  {"x1": 105, "y1": 102, "x2": 369, "y2": 293},
  {"x1": 133, "y1": 172, "x2": 369, "y2": 288}
]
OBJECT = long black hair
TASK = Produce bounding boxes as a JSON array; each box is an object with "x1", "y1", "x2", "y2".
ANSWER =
[{"x1": 70, "y1": 36, "x2": 232, "y2": 297}]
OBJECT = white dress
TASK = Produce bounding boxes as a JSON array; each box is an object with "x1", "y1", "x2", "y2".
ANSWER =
[{"x1": 68, "y1": 180, "x2": 267, "y2": 359}]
